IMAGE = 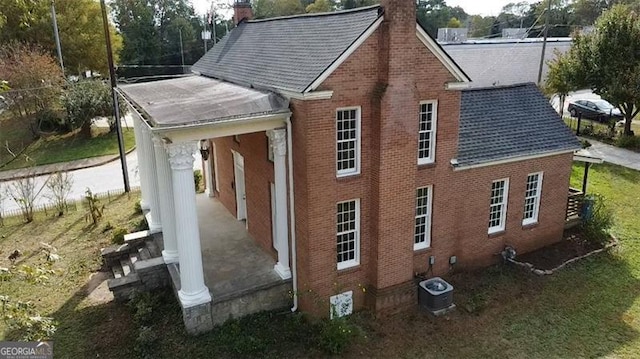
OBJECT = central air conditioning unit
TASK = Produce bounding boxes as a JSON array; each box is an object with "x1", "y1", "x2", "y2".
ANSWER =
[{"x1": 418, "y1": 277, "x2": 454, "y2": 314}]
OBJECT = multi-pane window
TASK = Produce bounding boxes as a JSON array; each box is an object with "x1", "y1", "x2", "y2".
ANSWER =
[
  {"x1": 336, "y1": 108, "x2": 360, "y2": 177},
  {"x1": 489, "y1": 178, "x2": 509, "y2": 234},
  {"x1": 418, "y1": 101, "x2": 437, "y2": 164},
  {"x1": 523, "y1": 172, "x2": 543, "y2": 225},
  {"x1": 337, "y1": 199, "x2": 360, "y2": 270},
  {"x1": 414, "y1": 186, "x2": 433, "y2": 250}
]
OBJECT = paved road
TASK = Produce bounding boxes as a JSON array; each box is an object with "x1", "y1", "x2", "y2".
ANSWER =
[{"x1": 1, "y1": 150, "x2": 203, "y2": 215}]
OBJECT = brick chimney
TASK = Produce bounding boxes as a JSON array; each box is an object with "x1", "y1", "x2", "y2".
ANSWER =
[{"x1": 233, "y1": 0, "x2": 253, "y2": 25}]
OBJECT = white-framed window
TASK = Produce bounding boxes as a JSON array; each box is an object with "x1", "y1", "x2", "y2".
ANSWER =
[
  {"x1": 336, "y1": 107, "x2": 361, "y2": 177},
  {"x1": 414, "y1": 186, "x2": 433, "y2": 250},
  {"x1": 523, "y1": 172, "x2": 543, "y2": 225},
  {"x1": 418, "y1": 100, "x2": 438, "y2": 165},
  {"x1": 488, "y1": 178, "x2": 509, "y2": 234},
  {"x1": 336, "y1": 199, "x2": 360, "y2": 270}
]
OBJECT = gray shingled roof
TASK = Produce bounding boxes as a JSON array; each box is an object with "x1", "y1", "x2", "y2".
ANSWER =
[
  {"x1": 119, "y1": 76, "x2": 289, "y2": 128},
  {"x1": 442, "y1": 39, "x2": 572, "y2": 88},
  {"x1": 456, "y1": 83, "x2": 581, "y2": 167},
  {"x1": 192, "y1": 6, "x2": 382, "y2": 93}
]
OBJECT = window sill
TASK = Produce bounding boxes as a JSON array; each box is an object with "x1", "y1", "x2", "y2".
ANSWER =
[
  {"x1": 417, "y1": 159, "x2": 435, "y2": 167},
  {"x1": 488, "y1": 229, "x2": 506, "y2": 238},
  {"x1": 337, "y1": 263, "x2": 360, "y2": 275},
  {"x1": 417, "y1": 162, "x2": 437, "y2": 170},
  {"x1": 522, "y1": 221, "x2": 539, "y2": 230},
  {"x1": 336, "y1": 173, "x2": 362, "y2": 182},
  {"x1": 413, "y1": 245, "x2": 432, "y2": 254}
]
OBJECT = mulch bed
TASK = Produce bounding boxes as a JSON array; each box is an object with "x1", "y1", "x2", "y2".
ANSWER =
[{"x1": 516, "y1": 229, "x2": 610, "y2": 271}]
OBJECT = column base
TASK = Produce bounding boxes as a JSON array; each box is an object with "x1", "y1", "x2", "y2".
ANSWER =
[
  {"x1": 144, "y1": 212, "x2": 162, "y2": 234},
  {"x1": 162, "y1": 250, "x2": 179, "y2": 264},
  {"x1": 179, "y1": 287, "x2": 212, "y2": 308},
  {"x1": 181, "y1": 300, "x2": 213, "y2": 335},
  {"x1": 140, "y1": 199, "x2": 150, "y2": 211},
  {"x1": 274, "y1": 263, "x2": 292, "y2": 280}
]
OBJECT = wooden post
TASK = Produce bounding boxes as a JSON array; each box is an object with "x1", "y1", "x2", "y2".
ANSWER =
[
  {"x1": 576, "y1": 112, "x2": 582, "y2": 136},
  {"x1": 582, "y1": 162, "x2": 590, "y2": 194}
]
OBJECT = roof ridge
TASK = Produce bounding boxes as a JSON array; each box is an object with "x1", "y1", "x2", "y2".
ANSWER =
[
  {"x1": 246, "y1": 5, "x2": 381, "y2": 23},
  {"x1": 462, "y1": 82, "x2": 535, "y2": 92}
]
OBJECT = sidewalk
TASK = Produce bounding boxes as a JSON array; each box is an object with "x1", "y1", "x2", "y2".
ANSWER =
[
  {"x1": 580, "y1": 137, "x2": 640, "y2": 171},
  {"x1": 0, "y1": 152, "x2": 125, "y2": 182}
]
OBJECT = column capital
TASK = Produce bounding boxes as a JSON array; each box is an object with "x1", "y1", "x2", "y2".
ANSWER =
[
  {"x1": 167, "y1": 142, "x2": 197, "y2": 170},
  {"x1": 271, "y1": 129, "x2": 287, "y2": 157}
]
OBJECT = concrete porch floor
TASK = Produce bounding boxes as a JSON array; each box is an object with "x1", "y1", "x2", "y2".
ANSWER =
[{"x1": 196, "y1": 194, "x2": 291, "y2": 303}]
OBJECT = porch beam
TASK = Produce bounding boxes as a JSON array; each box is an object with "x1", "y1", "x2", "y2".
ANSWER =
[
  {"x1": 271, "y1": 129, "x2": 291, "y2": 280},
  {"x1": 167, "y1": 141, "x2": 212, "y2": 307},
  {"x1": 141, "y1": 126, "x2": 162, "y2": 232},
  {"x1": 153, "y1": 136, "x2": 179, "y2": 263}
]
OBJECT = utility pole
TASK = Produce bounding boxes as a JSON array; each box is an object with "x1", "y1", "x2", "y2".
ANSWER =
[
  {"x1": 179, "y1": 28, "x2": 185, "y2": 72},
  {"x1": 204, "y1": 14, "x2": 208, "y2": 52},
  {"x1": 51, "y1": 1, "x2": 64, "y2": 73},
  {"x1": 537, "y1": 0, "x2": 552, "y2": 84},
  {"x1": 100, "y1": 0, "x2": 130, "y2": 193}
]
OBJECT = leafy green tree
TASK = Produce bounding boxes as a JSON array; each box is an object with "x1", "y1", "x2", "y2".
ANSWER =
[
  {"x1": 545, "y1": 50, "x2": 579, "y2": 117},
  {"x1": 417, "y1": 0, "x2": 468, "y2": 38},
  {"x1": 0, "y1": 0, "x2": 122, "y2": 74},
  {"x1": 112, "y1": 0, "x2": 161, "y2": 66},
  {"x1": 553, "y1": 5, "x2": 640, "y2": 135},
  {"x1": 573, "y1": 0, "x2": 640, "y2": 25},
  {"x1": 307, "y1": 0, "x2": 337, "y2": 13},
  {"x1": 340, "y1": 0, "x2": 378, "y2": 9},
  {"x1": 253, "y1": 0, "x2": 306, "y2": 18},
  {"x1": 468, "y1": 15, "x2": 495, "y2": 37},
  {"x1": 62, "y1": 80, "x2": 113, "y2": 137},
  {"x1": 447, "y1": 17, "x2": 461, "y2": 28}
]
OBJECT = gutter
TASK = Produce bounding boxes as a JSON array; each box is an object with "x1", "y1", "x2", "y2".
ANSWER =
[{"x1": 285, "y1": 117, "x2": 299, "y2": 313}]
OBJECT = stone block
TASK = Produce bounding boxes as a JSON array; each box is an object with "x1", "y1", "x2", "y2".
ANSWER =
[{"x1": 182, "y1": 302, "x2": 214, "y2": 335}]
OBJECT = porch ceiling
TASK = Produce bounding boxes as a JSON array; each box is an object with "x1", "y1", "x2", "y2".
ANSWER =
[{"x1": 119, "y1": 75, "x2": 290, "y2": 128}]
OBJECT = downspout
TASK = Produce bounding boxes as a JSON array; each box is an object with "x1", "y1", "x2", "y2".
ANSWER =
[{"x1": 285, "y1": 117, "x2": 299, "y2": 312}]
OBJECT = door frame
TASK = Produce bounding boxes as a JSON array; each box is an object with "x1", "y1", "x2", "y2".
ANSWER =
[{"x1": 231, "y1": 150, "x2": 247, "y2": 222}]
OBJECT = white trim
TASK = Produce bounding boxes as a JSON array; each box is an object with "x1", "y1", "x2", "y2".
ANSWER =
[
  {"x1": 305, "y1": 16, "x2": 384, "y2": 92},
  {"x1": 445, "y1": 82, "x2": 471, "y2": 90},
  {"x1": 522, "y1": 172, "x2": 544, "y2": 226},
  {"x1": 336, "y1": 106, "x2": 362, "y2": 178},
  {"x1": 418, "y1": 100, "x2": 438, "y2": 165},
  {"x1": 278, "y1": 89, "x2": 334, "y2": 100},
  {"x1": 488, "y1": 178, "x2": 509, "y2": 234},
  {"x1": 416, "y1": 24, "x2": 471, "y2": 83},
  {"x1": 451, "y1": 149, "x2": 576, "y2": 171},
  {"x1": 336, "y1": 199, "x2": 360, "y2": 270},
  {"x1": 414, "y1": 185, "x2": 433, "y2": 251}
]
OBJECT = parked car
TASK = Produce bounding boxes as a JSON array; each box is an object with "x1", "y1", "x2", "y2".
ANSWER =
[{"x1": 568, "y1": 99, "x2": 623, "y2": 122}]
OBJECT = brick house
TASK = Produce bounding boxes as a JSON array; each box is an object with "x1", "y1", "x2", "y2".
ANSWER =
[{"x1": 118, "y1": 0, "x2": 580, "y2": 333}]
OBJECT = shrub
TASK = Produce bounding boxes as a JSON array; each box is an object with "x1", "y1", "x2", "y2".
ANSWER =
[
  {"x1": 62, "y1": 80, "x2": 113, "y2": 136},
  {"x1": 133, "y1": 201, "x2": 142, "y2": 215},
  {"x1": 316, "y1": 316, "x2": 358, "y2": 355},
  {"x1": 83, "y1": 188, "x2": 104, "y2": 224},
  {"x1": 0, "y1": 296, "x2": 57, "y2": 341},
  {"x1": 194, "y1": 169, "x2": 203, "y2": 193},
  {"x1": 616, "y1": 135, "x2": 640, "y2": 150},
  {"x1": 45, "y1": 171, "x2": 74, "y2": 216},
  {"x1": 133, "y1": 218, "x2": 148, "y2": 232},
  {"x1": 581, "y1": 194, "x2": 614, "y2": 244},
  {"x1": 111, "y1": 227, "x2": 128, "y2": 245}
]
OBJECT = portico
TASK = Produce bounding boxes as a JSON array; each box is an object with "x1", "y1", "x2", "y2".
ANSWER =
[{"x1": 119, "y1": 75, "x2": 294, "y2": 333}]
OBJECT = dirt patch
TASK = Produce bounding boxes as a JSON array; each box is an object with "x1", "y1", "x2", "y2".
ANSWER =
[
  {"x1": 516, "y1": 230, "x2": 607, "y2": 270},
  {"x1": 82, "y1": 271, "x2": 114, "y2": 306}
]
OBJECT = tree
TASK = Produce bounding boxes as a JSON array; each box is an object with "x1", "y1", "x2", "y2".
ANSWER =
[
  {"x1": 339, "y1": 0, "x2": 377, "y2": 9},
  {"x1": 553, "y1": 5, "x2": 640, "y2": 136},
  {"x1": 253, "y1": 0, "x2": 306, "y2": 18},
  {"x1": 447, "y1": 17, "x2": 461, "y2": 28},
  {"x1": 468, "y1": 15, "x2": 495, "y2": 37},
  {"x1": 573, "y1": 0, "x2": 640, "y2": 25},
  {"x1": 0, "y1": 0, "x2": 122, "y2": 74},
  {"x1": 417, "y1": 0, "x2": 469, "y2": 38},
  {"x1": 545, "y1": 50, "x2": 578, "y2": 117},
  {"x1": 0, "y1": 44, "x2": 65, "y2": 134},
  {"x1": 62, "y1": 80, "x2": 113, "y2": 137},
  {"x1": 307, "y1": 0, "x2": 337, "y2": 13}
]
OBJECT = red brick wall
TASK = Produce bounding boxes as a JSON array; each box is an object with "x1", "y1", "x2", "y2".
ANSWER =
[{"x1": 211, "y1": 133, "x2": 277, "y2": 259}]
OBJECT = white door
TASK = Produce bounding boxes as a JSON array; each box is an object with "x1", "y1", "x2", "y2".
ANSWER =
[
  {"x1": 232, "y1": 151, "x2": 247, "y2": 221},
  {"x1": 270, "y1": 182, "x2": 277, "y2": 250}
]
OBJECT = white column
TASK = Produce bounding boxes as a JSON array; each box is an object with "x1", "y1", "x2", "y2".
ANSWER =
[
  {"x1": 132, "y1": 117, "x2": 150, "y2": 210},
  {"x1": 271, "y1": 129, "x2": 291, "y2": 280},
  {"x1": 167, "y1": 141, "x2": 211, "y2": 307},
  {"x1": 153, "y1": 136, "x2": 179, "y2": 263},
  {"x1": 142, "y1": 127, "x2": 162, "y2": 232}
]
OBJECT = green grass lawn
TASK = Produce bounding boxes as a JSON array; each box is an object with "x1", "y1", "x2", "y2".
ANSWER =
[
  {"x1": 0, "y1": 112, "x2": 135, "y2": 171},
  {"x1": 1, "y1": 163, "x2": 640, "y2": 358}
]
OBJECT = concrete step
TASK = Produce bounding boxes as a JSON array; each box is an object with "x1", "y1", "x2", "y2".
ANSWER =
[
  {"x1": 145, "y1": 239, "x2": 160, "y2": 257},
  {"x1": 120, "y1": 258, "x2": 132, "y2": 277},
  {"x1": 129, "y1": 252, "x2": 139, "y2": 265},
  {"x1": 112, "y1": 263, "x2": 124, "y2": 279},
  {"x1": 124, "y1": 230, "x2": 151, "y2": 244},
  {"x1": 138, "y1": 247, "x2": 151, "y2": 261}
]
